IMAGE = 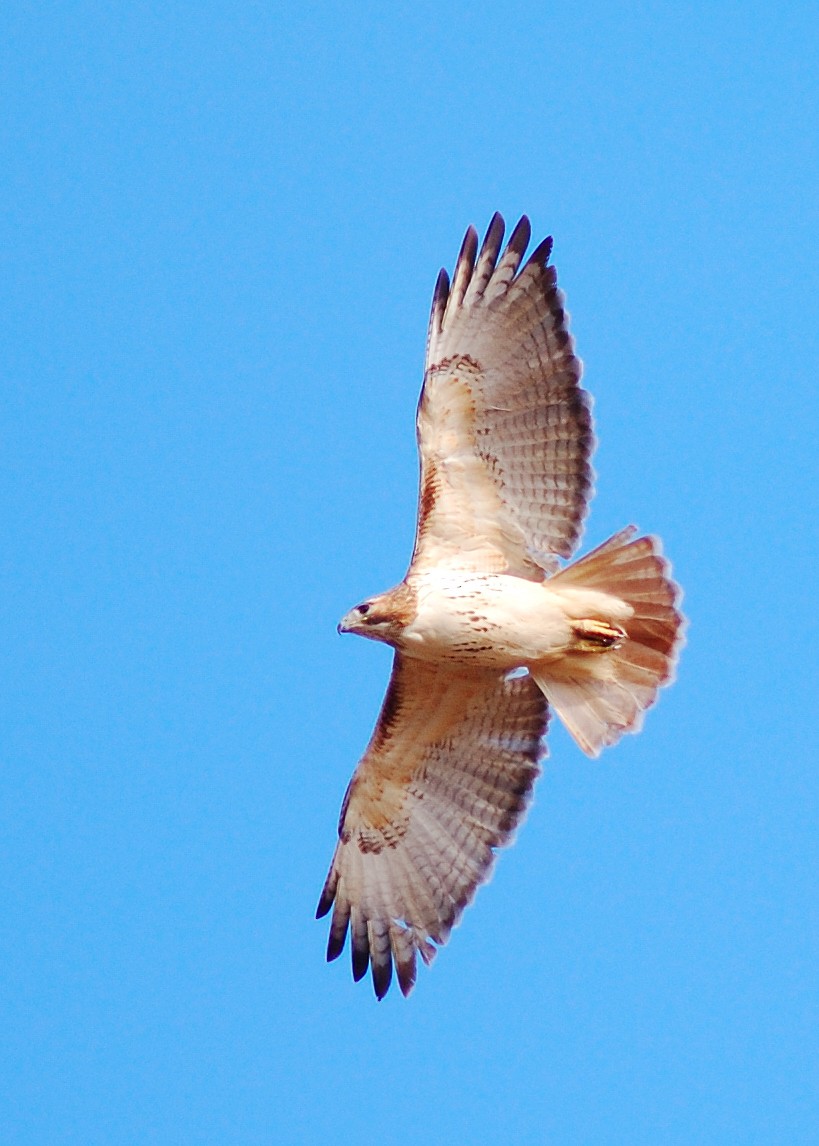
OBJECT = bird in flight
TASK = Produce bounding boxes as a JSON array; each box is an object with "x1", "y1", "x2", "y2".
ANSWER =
[{"x1": 317, "y1": 214, "x2": 684, "y2": 999}]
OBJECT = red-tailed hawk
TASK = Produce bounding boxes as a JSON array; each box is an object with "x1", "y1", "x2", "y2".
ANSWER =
[{"x1": 318, "y1": 215, "x2": 684, "y2": 999}]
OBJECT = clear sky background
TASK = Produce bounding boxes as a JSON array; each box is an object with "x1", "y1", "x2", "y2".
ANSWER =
[{"x1": 2, "y1": 3, "x2": 818, "y2": 1143}]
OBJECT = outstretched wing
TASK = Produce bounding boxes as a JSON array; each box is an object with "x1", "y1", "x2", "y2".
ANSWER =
[
  {"x1": 411, "y1": 214, "x2": 594, "y2": 579},
  {"x1": 317, "y1": 654, "x2": 548, "y2": 999}
]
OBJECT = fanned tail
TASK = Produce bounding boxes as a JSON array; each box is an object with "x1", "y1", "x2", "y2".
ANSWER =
[{"x1": 531, "y1": 528, "x2": 685, "y2": 757}]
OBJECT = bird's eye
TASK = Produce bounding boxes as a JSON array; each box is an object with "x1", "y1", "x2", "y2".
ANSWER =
[{"x1": 356, "y1": 603, "x2": 370, "y2": 615}]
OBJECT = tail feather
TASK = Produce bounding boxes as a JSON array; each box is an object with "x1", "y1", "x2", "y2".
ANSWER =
[{"x1": 531, "y1": 528, "x2": 685, "y2": 757}]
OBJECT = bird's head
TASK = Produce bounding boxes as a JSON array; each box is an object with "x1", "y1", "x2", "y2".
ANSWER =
[{"x1": 337, "y1": 584, "x2": 416, "y2": 645}]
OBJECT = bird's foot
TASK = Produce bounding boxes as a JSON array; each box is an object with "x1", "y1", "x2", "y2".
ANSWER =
[{"x1": 572, "y1": 619, "x2": 626, "y2": 651}]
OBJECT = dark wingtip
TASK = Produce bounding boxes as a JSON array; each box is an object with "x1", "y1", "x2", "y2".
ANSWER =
[
  {"x1": 457, "y1": 224, "x2": 479, "y2": 264},
  {"x1": 316, "y1": 864, "x2": 338, "y2": 919},
  {"x1": 326, "y1": 929, "x2": 346, "y2": 963},
  {"x1": 482, "y1": 212, "x2": 505, "y2": 252},
  {"x1": 372, "y1": 957, "x2": 393, "y2": 1001},
  {"x1": 486, "y1": 210, "x2": 504, "y2": 233},
  {"x1": 351, "y1": 918, "x2": 370, "y2": 982},
  {"x1": 352, "y1": 950, "x2": 369, "y2": 982},
  {"x1": 433, "y1": 266, "x2": 449, "y2": 304},
  {"x1": 507, "y1": 215, "x2": 532, "y2": 256},
  {"x1": 396, "y1": 957, "x2": 417, "y2": 998},
  {"x1": 527, "y1": 234, "x2": 554, "y2": 267}
]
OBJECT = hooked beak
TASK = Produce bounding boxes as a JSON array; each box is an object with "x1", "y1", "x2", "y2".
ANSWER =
[{"x1": 337, "y1": 611, "x2": 354, "y2": 635}]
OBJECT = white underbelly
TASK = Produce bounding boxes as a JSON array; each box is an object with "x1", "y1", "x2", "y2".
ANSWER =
[{"x1": 400, "y1": 573, "x2": 575, "y2": 667}]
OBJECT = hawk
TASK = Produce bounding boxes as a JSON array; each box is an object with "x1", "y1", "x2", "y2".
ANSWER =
[{"x1": 317, "y1": 214, "x2": 684, "y2": 999}]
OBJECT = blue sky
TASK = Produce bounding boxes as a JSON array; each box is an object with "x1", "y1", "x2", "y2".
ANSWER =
[{"x1": 2, "y1": 2, "x2": 818, "y2": 1142}]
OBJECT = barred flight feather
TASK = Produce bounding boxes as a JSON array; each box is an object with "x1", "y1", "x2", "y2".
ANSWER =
[
  {"x1": 317, "y1": 655, "x2": 548, "y2": 999},
  {"x1": 413, "y1": 213, "x2": 593, "y2": 578}
]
